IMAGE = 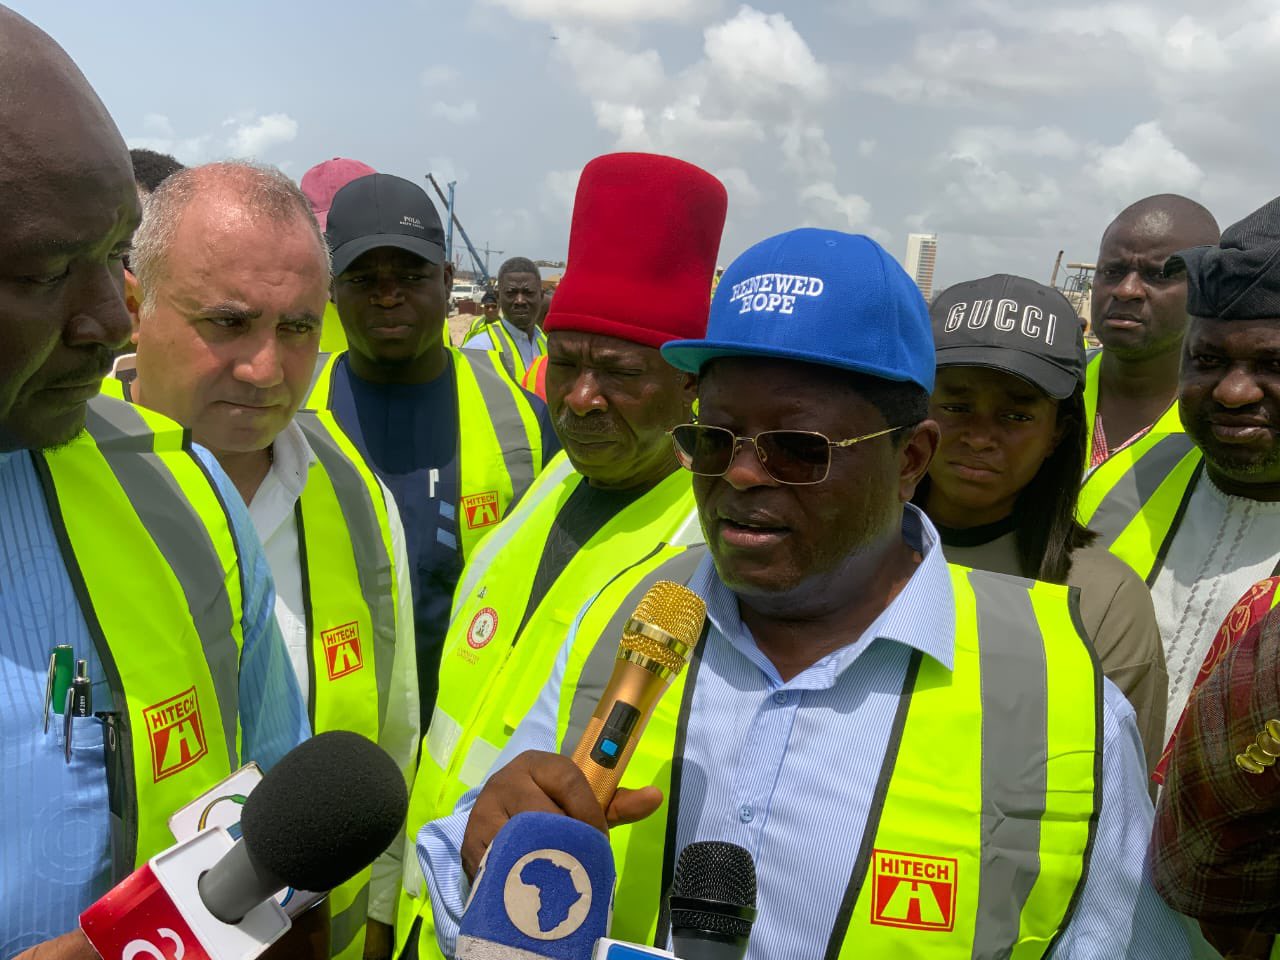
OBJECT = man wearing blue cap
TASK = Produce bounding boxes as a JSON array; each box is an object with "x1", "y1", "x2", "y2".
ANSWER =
[{"x1": 418, "y1": 229, "x2": 1196, "y2": 957}]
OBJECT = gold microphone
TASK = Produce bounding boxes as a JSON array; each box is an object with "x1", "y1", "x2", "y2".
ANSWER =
[{"x1": 569, "y1": 580, "x2": 707, "y2": 809}]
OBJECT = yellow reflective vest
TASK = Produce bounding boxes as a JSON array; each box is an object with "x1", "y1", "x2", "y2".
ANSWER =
[
  {"x1": 1077, "y1": 429, "x2": 1203, "y2": 585},
  {"x1": 36, "y1": 395, "x2": 246, "y2": 881},
  {"x1": 466, "y1": 318, "x2": 548, "y2": 382},
  {"x1": 306, "y1": 347, "x2": 545, "y2": 560},
  {"x1": 102, "y1": 377, "x2": 405, "y2": 960},
  {"x1": 1082, "y1": 351, "x2": 1184, "y2": 471},
  {"x1": 551, "y1": 549, "x2": 1102, "y2": 956},
  {"x1": 394, "y1": 457, "x2": 700, "y2": 958}
]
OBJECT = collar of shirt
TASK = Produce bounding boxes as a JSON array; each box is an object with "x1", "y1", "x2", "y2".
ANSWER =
[
  {"x1": 688, "y1": 503, "x2": 955, "y2": 692},
  {"x1": 500, "y1": 315, "x2": 539, "y2": 345},
  {"x1": 246, "y1": 418, "x2": 313, "y2": 541}
]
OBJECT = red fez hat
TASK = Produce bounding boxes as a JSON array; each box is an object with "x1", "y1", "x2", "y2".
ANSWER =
[{"x1": 545, "y1": 153, "x2": 727, "y2": 349}]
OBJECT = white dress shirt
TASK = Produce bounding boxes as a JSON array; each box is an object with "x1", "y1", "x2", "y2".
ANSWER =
[{"x1": 248, "y1": 419, "x2": 420, "y2": 924}]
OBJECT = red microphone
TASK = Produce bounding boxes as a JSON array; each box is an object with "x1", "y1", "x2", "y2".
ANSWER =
[{"x1": 80, "y1": 731, "x2": 407, "y2": 960}]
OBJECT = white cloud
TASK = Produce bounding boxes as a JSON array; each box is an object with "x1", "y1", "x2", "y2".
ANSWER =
[
  {"x1": 225, "y1": 113, "x2": 298, "y2": 157},
  {"x1": 1087, "y1": 121, "x2": 1203, "y2": 198},
  {"x1": 778, "y1": 119, "x2": 835, "y2": 182},
  {"x1": 431, "y1": 100, "x2": 480, "y2": 123},
  {"x1": 485, "y1": 0, "x2": 715, "y2": 23},
  {"x1": 800, "y1": 181, "x2": 872, "y2": 230},
  {"x1": 126, "y1": 114, "x2": 212, "y2": 163},
  {"x1": 947, "y1": 125, "x2": 1080, "y2": 164},
  {"x1": 703, "y1": 7, "x2": 829, "y2": 102},
  {"x1": 715, "y1": 167, "x2": 761, "y2": 206},
  {"x1": 540, "y1": 168, "x2": 582, "y2": 218},
  {"x1": 857, "y1": 138, "x2": 877, "y2": 158},
  {"x1": 554, "y1": 27, "x2": 666, "y2": 104}
]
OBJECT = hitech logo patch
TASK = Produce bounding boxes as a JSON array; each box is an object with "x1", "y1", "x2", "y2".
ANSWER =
[
  {"x1": 144, "y1": 687, "x2": 209, "y2": 782},
  {"x1": 870, "y1": 849, "x2": 957, "y2": 932},
  {"x1": 323, "y1": 621, "x2": 364, "y2": 680},
  {"x1": 462, "y1": 491, "x2": 501, "y2": 530}
]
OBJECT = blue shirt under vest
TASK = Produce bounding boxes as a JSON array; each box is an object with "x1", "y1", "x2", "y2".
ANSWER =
[
  {"x1": 0, "y1": 445, "x2": 309, "y2": 956},
  {"x1": 419, "y1": 505, "x2": 1205, "y2": 958},
  {"x1": 325, "y1": 352, "x2": 559, "y2": 728}
]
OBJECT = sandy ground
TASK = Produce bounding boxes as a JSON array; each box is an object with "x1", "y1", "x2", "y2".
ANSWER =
[{"x1": 447, "y1": 310, "x2": 475, "y2": 347}]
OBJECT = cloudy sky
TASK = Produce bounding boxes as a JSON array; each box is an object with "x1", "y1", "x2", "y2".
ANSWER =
[{"x1": 14, "y1": 0, "x2": 1280, "y2": 290}]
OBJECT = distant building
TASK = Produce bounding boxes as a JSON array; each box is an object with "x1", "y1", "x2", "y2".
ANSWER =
[{"x1": 903, "y1": 233, "x2": 938, "y2": 302}]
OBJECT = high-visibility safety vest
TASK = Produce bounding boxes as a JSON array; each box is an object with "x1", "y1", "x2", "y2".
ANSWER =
[
  {"x1": 1082, "y1": 351, "x2": 1184, "y2": 470},
  {"x1": 522, "y1": 353, "x2": 549, "y2": 402},
  {"x1": 394, "y1": 457, "x2": 700, "y2": 959},
  {"x1": 101, "y1": 377, "x2": 401, "y2": 960},
  {"x1": 552, "y1": 549, "x2": 1102, "y2": 956},
  {"x1": 34, "y1": 395, "x2": 246, "y2": 884},
  {"x1": 1077, "y1": 427, "x2": 1203, "y2": 585},
  {"x1": 306, "y1": 347, "x2": 545, "y2": 560},
  {"x1": 467, "y1": 318, "x2": 548, "y2": 382},
  {"x1": 288, "y1": 409, "x2": 403, "y2": 960}
]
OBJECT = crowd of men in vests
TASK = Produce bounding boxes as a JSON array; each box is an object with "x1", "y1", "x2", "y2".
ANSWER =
[{"x1": 8, "y1": 3, "x2": 1280, "y2": 959}]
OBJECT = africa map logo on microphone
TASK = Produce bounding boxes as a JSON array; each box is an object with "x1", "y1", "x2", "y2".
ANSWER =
[
  {"x1": 503, "y1": 849, "x2": 594, "y2": 939},
  {"x1": 144, "y1": 687, "x2": 208, "y2": 781}
]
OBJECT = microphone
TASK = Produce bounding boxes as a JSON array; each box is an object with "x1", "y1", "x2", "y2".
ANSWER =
[
  {"x1": 667, "y1": 842, "x2": 757, "y2": 960},
  {"x1": 80, "y1": 730, "x2": 408, "y2": 960},
  {"x1": 568, "y1": 580, "x2": 706, "y2": 808},
  {"x1": 456, "y1": 811, "x2": 615, "y2": 959}
]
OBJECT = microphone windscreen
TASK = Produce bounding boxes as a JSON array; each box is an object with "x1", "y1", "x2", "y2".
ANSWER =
[
  {"x1": 240, "y1": 730, "x2": 408, "y2": 891},
  {"x1": 457, "y1": 812, "x2": 615, "y2": 959},
  {"x1": 670, "y1": 841, "x2": 756, "y2": 939}
]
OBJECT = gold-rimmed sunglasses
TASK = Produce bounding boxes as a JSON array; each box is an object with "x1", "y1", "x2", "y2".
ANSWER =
[{"x1": 669, "y1": 422, "x2": 907, "y2": 486}]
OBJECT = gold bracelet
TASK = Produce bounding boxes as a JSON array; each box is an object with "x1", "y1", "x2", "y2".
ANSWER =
[{"x1": 1235, "y1": 719, "x2": 1280, "y2": 774}]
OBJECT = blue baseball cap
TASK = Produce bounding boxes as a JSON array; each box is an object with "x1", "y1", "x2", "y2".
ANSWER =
[{"x1": 661, "y1": 228, "x2": 934, "y2": 392}]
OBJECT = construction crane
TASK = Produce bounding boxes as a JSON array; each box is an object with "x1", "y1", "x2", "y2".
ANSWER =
[{"x1": 425, "y1": 173, "x2": 493, "y2": 285}]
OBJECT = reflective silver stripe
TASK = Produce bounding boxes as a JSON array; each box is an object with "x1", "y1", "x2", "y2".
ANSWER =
[
  {"x1": 296, "y1": 412, "x2": 395, "y2": 732},
  {"x1": 562, "y1": 546, "x2": 708, "y2": 753},
  {"x1": 308, "y1": 351, "x2": 333, "y2": 401},
  {"x1": 1085, "y1": 433, "x2": 1196, "y2": 548},
  {"x1": 87, "y1": 398, "x2": 241, "y2": 767},
  {"x1": 465, "y1": 351, "x2": 537, "y2": 501},
  {"x1": 425, "y1": 702, "x2": 464, "y2": 773},
  {"x1": 330, "y1": 883, "x2": 369, "y2": 956},
  {"x1": 968, "y1": 570, "x2": 1049, "y2": 956},
  {"x1": 459, "y1": 736, "x2": 503, "y2": 789}
]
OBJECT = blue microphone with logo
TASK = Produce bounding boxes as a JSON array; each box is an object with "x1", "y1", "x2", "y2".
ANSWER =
[{"x1": 456, "y1": 811, "x2": 616, "y2": 959}]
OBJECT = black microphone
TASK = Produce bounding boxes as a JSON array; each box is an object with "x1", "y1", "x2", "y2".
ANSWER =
[
  {"x1": 667, "y1": 841, "x2": 757, "y2": 960},
  {"x1": 198, "y1": 730, "x2": 408, "y2": 923}
]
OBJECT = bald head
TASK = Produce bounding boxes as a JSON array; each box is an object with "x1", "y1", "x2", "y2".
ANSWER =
[
  {"x1": 1101, "y1": 194, "x2": 1220, "y2": 254},
  {"x1": 131, "y1": 161, "x2": 330, "y2": 313},
  {"x1": 1092, "y1": 194, "x2": 1221, "y2": 360},
  {"x1": 0, "y1": 6, "x2": 131, "y2": 193},
  {"x1": 0, "y1": 5, "x2": 138, "y2": 451}
]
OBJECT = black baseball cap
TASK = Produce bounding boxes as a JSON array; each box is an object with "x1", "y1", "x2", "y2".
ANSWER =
[
  {"x1": 325, "y1": 173, "x2": 446, "y2": 275},
  {"x1": 930, "y1": 274, "x2": 1084, "y2": 400}
]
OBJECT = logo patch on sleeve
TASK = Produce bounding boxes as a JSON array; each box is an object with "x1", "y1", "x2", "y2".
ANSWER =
[
  {"x1": 322, "y1": 621, "x2": 365, "y2": 680},
  {"x1": 870, "y1": 849, "x2": 957, "y2": 932},
  {"x1": 144, "y1": 687, "x2": 209, "y2": 782},
  {"x1": 462, "y1": 491, "x2": 501, "y2": 530}
]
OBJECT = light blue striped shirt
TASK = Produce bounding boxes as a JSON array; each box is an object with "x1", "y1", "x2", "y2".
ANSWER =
[
  {"x1": 0, "y1": 445, "x2": 309, "y2": 956},
  {"x1": 418, "y1": 506, "x2": 1197, "y2": 958}
]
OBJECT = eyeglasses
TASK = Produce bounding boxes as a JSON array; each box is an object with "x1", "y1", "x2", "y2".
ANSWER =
[{"x1": 669, "y1": 422, "x2": 907, "y2": 486}]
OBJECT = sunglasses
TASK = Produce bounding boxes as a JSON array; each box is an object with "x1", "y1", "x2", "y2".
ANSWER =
[{"x1": 669, "y1": 422, "x2": 908, "y2": 486}]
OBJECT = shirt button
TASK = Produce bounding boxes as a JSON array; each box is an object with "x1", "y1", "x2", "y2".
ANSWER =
[
  {"x1": 739, "y1": 804, "x2": 754, "y2": 823},
  {"x1": 773, "y1": 691, "x2": 788, "y2": 705}
]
